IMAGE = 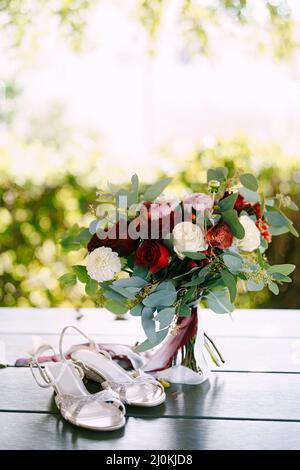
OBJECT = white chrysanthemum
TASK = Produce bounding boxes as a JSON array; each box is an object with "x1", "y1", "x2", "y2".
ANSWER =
[
  {"x1": 172, "y1": 221, "x2": 207, "y2": 260},
  {"x1": 238, "y1": 215, "x2": 261, "y2": 252},
  {"x1": 87, "y1": 247, "x2": 121, "y2": 282}
]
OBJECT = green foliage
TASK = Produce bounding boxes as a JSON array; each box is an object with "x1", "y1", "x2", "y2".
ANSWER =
[
  {"x1": 1, "y1": 135, "x2": 299, "y2": 312},
  {"x1": 0, "y1": 0, "x2": 96, "y2": 50},
  {"x1": 143, "y1": 177, "x2": 172, "y2": 201},
  {"x1": 205, "y1": 288, "x2": 234, "y2": 314},
  {"x1": 168, "y1": 135, "x2": 300, "y2": 308},
  {"x1": 0, "y1": 175, "x2": 97, "y2": 308},
  {"x1": 221, "y1": 209, "x2": 245, "y2": 239},
  {"x1": 0, "y1": 0, "x2": 296, "y2": 58},
  {"x1": 219, "y1": 193, "x2": 238, "y2": 211},
  {"x1": 240, "y1": 173, "x2": 258, "y2": 192}
]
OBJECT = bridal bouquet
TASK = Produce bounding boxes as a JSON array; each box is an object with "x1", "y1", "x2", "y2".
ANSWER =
[{"x1": 60, "y1": 168, "x2": 298, "y2": 378}]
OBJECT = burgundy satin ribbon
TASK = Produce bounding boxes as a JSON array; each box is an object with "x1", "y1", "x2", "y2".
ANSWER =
[{"x1": 15, "y1": 309, "x2": 198, "y2": 373}]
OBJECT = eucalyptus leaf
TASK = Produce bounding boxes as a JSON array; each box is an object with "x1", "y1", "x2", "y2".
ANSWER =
[
  {"x1": 268, "y1": 281, "x2": 279, "y2": 295},
  {"x1": 178, "y1": 304, "x2": 191, "y2": 317},
  {"x1": 142, "y1": 289, "x2": 177, "y2": 308},
  {"x1": 223, "y1": 254, "x2": 243, "y2": 272},
  {"x1": 219, "y1": 193, "x2": 238, "y2": 212},
  {"x1": 134, "y1": 327, "x2": 169, "y2": 353},
  {"x1": 221, "y1": 209, "x2": 245, "y2": 239},
  {"x1": 156, "y1": 281, "x2": 177, "y2": 294},
  {"x1": 105, "y1": 299, "x2": 128, "y2": 314},
  {"x1": 240, "y1": 173, "x2": 258, "y2": 192},
  {"x1": 267, "y1": 264, "x2": 295, "y2": 276},
  {"x1": 59, "y1": 273, "x2": 77, "y2": 286},
  {"x1": 75, "y1": 228, "x2": 91, "y2": 243},
  {"x1": 288, "y1": 224, "x2": 299, "y2": 238},
  {"x1": 113, "y1": 276, "x2": 148, "y2": 288},
  {"x1": 247, "y1": 280, "x2": 264, "y2": 292},
  {"x1": 144, "y1": 178, "x2": 172, "y2": 201},
  {"x1": 206, "y1": 289, "x2": 234, "y2": 314},
  {"x1": 133, "y1": 265, "x2": 149, "y2": 278},
  {"x1": 271, "y1": 273, "x2": 292, "y2": 283},
  {"x1": 156, "y1": 307, "x2": 175, "y2": 329},
  {"x1": 85, "y1": 278, "x2": 98, "y2": 296},
  {"x1": 183, "y1": 277, "x2": 205, "y2": 287},
  {"x1": 60, "y1": 238, "x2": 81, "y2": 252},
  {"x1": 265, "y1": 210, "x2": 291, "y2": 227},
  {"x1": 238, "y1": 187, "x2": 260, "y2": 203},
  {"x1": 197, "y1": 265, "x2": 211, "y2": 282},
  {"x1": 109, "y1": 284, "x2": 138, "y2": 299},
  {"x1": 182, "y1": 251, "x2": 206, "y2": 260},
  {"x1": 269, "y1": 226, "x2": 290, "y2": 236},
  {"x1": 141, "y1": 307, "x2": 157, "y2": 343},
  {"x1": 130, "y1": 303, "x2": 143, "y2": 316},
  {"x1": 221, "y1": 270, "x2": 237, "y2": 302},
  {"x1": 207, "y1": 167, "x2": 227, "y2": 183},
  {"x1": 182, "y1": 286, "x2": 197, "y2": 303},
  {"x1": 72, "y1": 265, "x2": 88, "y2": 283},
  {"x1": 127, "y1": 173, "x2": 139, "y2": 206},
  {"x1": 104, "y1": 289, "x2": 127, "y2": 303}
]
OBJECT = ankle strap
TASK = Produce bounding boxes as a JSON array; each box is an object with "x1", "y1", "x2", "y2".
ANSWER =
[
  {"x1": 29, "y1": 344, "x2": 69, "y2": 389},
  {"x1": 59, "y1": 325, "x2": 111, "y2": 362}
]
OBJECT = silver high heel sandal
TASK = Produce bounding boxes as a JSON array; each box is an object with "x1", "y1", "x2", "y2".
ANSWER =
[
  {"x1": 29, "y1": 344, "x2": 126, "y2": 431},
  {"x1": 59, "y1": 325, "x2": 166, "y2": 408}
]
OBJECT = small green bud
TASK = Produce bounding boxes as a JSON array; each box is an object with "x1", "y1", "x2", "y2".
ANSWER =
[{"x1": 208, "y1": 180, "x2": 220, "y2": 193}]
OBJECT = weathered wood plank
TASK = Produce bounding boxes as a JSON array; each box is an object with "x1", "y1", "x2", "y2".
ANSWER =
[
  {"x1": 2, "y1": 368, "x2": 300, "y2": 421},
  {"x1": 1, "y1": 308, "x2": 300, "y2": 337},
  {"x1": 1, "y1": 413, "x2": 300, "y2": 450},
  {"x1": 2, "y1": 334, "x2": 300, "y2": 373},
  {"x1": 0, "y1": 333, "x2": 140, "y2": 366}
]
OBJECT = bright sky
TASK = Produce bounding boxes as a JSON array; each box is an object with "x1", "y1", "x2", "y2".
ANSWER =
[{"x1": 1, "y1": 0, "x2": 300, "y2": 181}]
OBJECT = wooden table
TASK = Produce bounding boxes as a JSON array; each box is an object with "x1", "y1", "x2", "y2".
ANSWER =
[{"x1": 1, "y1": 307, "x2": 300, "y2": 450}]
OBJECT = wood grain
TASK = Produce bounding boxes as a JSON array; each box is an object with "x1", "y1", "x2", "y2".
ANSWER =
[
  {"x1": 2, "y1": 368, "x2": 300, "y2": 422},
  {"x1": 1, "y1": 413, "x2": 300, "y2": 450},
  {"x1": 2, "y1": 307, "x2": 300, "y2": 450},
  {"x1": 2, "y1": 333, "x2": 300, "y2": 373},
  {"x1": 1, "y1": 308, "x2": 300, "y2": 337}
]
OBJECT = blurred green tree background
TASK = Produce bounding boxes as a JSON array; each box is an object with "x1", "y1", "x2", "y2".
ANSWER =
[
  {"x1": 0, "y1": 0, "x2": 300, "y2": 309},
  {"x1": 1, "y1": 136, "x2": 299, "y2": 308}
]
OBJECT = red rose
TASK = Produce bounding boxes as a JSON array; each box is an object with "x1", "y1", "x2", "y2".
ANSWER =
[
  {"x1": 135, "y1": 240, "x2": 170, "y2": 274},
  {"x1": 87, "y1": 221, "x2": 139, "y2": 256},
  {"x1": 206, "y1": 221, "x2": 234, "y2": 249}
]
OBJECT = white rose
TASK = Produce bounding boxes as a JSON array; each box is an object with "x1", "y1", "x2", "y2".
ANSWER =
[
  {"x1": 87, "y1": 247, "x2": 121, "y2": 282},
  {"x1": 172, "y1": 221, "x2": 207, "y2": 260},
  {"x1": 237, "y1": 215, "x2": 261, "y2": 252}
]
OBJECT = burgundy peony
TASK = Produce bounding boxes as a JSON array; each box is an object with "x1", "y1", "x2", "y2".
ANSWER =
[
  {"x1": 87, "y1": 221, "x2": 139, "y2": 257},
  {"x1": 206, "y1": 221, "x2": 234, "y2": 249},
  {"x1": 135, "y1": 240, "x2": 170, "y2": 274}
]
